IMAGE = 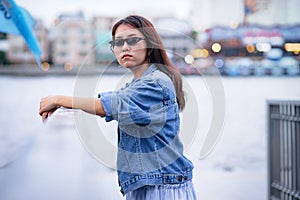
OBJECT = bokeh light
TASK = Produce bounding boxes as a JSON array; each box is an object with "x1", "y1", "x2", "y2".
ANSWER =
[
  {"x1": 212, "y1": 43, "x2": 222, "y2": 53},
  {"x1": 214, "y1": 58, "x2": 224, "y2": 68},
  {"x1": 190, "y1": 48, "x2": 209, "y2": 58},
  {"x1": 256, "y1": 42, "x2": 271, "y2": 52},
  {"x1": 246, "y1": 44, "x2": 255, "y2": 53},
  {"x1": 285, "y1": 43, "x2": 300, "y2": 54},
  {"x1": 184, "y1": 54, "x2": 194, "y2": 64},
  {"x1": 41, "y1": 62, "x2": 50, "y2": 71},
  {"x1": 64, "y1": 62, "x2": 74, "y2": 71}
]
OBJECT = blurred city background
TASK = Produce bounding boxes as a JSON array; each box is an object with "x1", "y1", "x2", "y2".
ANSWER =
[
  {"x1": 0, "y1": 0, "x2": 299, "y2": 76},
  {"x1": 0, "y1": 0, "x2": 300, "y2": 200}
]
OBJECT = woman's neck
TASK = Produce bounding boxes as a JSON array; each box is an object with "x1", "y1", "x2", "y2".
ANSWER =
[{"x1": 130, "y1": 63, "x2": 151, "y2": 79}]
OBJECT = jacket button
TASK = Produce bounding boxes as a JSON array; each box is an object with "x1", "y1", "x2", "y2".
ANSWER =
[
  {"x1": 177, "y1": 175, "x2": 183, "y2": 182},
  {"x1": 184, "y1": 176, "x2": 188, "y2": 180}
]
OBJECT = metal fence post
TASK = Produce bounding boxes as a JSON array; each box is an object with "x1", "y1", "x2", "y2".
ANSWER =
[{"x1": 268, "y1": 100, "x2": 300, "y2": 200}]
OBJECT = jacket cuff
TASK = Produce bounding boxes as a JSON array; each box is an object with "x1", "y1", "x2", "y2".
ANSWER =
[{"x1": 98, "y1": 92, "x2": 114, "y2": 122}]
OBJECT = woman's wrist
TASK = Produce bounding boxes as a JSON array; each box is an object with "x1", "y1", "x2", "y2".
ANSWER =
[
  {"x1": 53, "y1": 95, "x2": 60, "y2": 108},
  {"x1": 55, "y1": 95, "x2": 67, "y2": 108}
]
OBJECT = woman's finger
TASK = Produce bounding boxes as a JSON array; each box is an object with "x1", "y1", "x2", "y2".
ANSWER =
[{"x1": 42, "y1": 112, "x2": 48, "y2": 123}]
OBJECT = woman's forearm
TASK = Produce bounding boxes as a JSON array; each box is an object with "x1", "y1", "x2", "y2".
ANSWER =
[
  {"x1": 62, "y1": 96, "x2": 106, "y2": 116},
  {"x1": 40, "y1": 95, "x2": 106, "y2": 117}
]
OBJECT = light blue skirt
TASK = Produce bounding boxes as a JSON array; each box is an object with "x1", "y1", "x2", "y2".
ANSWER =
[{"x1": 125, "y1": 180, "x2": 197, "y2": 200}]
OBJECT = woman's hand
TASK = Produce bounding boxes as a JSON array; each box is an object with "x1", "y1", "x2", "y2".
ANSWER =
[
  {"x1": 39, "y1": 96, "x2": 60, "y2": 122},
  {"x1": 40, "y1": 109, "x2": 58, "y2": 122}
]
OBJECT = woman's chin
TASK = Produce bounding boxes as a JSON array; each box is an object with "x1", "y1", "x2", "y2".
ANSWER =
[{"x1": 121, "y1": 62, "x2": 134, "y2": 68}]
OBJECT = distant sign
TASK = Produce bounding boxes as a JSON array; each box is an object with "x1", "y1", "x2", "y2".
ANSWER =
[
  {"x1": 209, "y1": 26, "x2": 241, "y2": 41},
  {"x1": 243, "y1": 27, "x2": 284, "y2": 46}
]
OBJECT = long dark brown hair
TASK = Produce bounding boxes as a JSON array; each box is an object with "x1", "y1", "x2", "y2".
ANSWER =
[{"x1": 111, "y1": 15, "x2": 185, "y2": 111}]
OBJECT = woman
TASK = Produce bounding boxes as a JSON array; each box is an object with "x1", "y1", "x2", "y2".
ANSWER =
[{"x1": 39, "y1": 15, "x2": 197, "y2": 200}]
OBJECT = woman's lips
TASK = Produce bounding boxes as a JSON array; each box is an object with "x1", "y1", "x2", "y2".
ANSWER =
[{"x1": 122, "y1": 54, "x2": 132, "y2": 59}]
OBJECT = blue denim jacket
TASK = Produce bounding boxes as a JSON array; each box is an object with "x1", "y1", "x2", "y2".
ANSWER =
[{"x1": 99, "y1": 64, "x2": 194, "y2": 195}]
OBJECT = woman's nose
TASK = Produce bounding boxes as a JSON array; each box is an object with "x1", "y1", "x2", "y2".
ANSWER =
[{"x1": 122, "y1": 41, "x2": 130, "y2": 51}]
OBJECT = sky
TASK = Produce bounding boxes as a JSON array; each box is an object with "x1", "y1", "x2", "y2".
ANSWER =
[
  {"x1": 14, "y1": 0, "x2": 300, "y2": 32},
  {"x1": 16, "y1": 0, "x2": 191, "y2": 27}
]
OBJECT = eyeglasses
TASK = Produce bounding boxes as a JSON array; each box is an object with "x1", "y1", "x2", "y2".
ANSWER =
[{"x1": 109, "y1": 37, "x2": 145, "y2": 49}]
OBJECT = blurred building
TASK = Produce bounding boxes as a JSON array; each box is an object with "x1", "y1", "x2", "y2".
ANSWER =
[
  {"x1": 153, "y1": 18, "x2": 196, "y2": 60},
  {"x1": 92, "y1": 16, "x2": 117, "y2": 64},
  {"x1": 35, "y1": 20, "x2": 50, "y2": 62},
  {"x1": 202, "y1": 25, "x2": 287, "y2": 57},
  {"x1": 93, "y1": 16, "x2": 116, "y2": 32},
  {"x1": 6, "y1": 19, "x2": 49, "y2": 64},
  {"x1": 245, "y1": 0, "x2": 300, "y2": 25},
  {"x1": 51, "y1": 11, "x2": 94, "y2": 67},
  {"x1": 190, "y1": 0, "x2": 300, "y2": 31},
  {"x1": 190, "y1": 0, "x2": 244, "y2": 31}
]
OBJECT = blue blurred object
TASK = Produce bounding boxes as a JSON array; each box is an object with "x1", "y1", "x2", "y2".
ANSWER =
[
  {"x1": 224, "y1": 59, "x2": 240, "y2": 76},
  {"x1": 279, "y1": 57, "x2": 300, "y2": 76},
  {"x1": 237, "y1": 57, "x2": 252, "y2": 76},
  {"x1": 264, "y1": 48, "x2": 283, "y2": 61},
  {"x1": 260, "y1": 59, "x2": 277, "y2": 76},
  {"x1": 0, "y1": 0, "x2": 42, "y2": 66},
  {"x1": 253, "y1": 60, "x2": 266, "y2": 76}
]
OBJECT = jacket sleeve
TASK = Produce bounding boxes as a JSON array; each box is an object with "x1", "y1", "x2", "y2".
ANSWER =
[{"x1": 99, "y1": 79, "x2": 164, "y2": 125}]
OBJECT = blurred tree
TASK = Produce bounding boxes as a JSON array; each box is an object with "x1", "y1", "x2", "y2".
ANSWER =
[
  {"x1": 0, "y1": 51, "x2": 8, "y2": 65},
  {"x1": 0, "y1": 32, "x2": 7, "y2": 39},
  {"x1": 0, "y1": 33, "x2": 9, "y2": 65}
]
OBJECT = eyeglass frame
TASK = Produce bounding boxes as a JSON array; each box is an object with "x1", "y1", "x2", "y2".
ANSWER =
[{"x1": 109, "y1": 37, "x2": 146, "y2": 51}]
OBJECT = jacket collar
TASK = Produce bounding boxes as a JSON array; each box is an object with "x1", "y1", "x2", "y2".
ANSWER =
[
  {"x1": 141, "y1": 64, "x2": 157, "y2": 78},
  {"x1": 126, "y1": 64, "x2": 157, "y2": 87},
  {"x1": 132, "y1": 64, "x2": 157, "y2": 81}
]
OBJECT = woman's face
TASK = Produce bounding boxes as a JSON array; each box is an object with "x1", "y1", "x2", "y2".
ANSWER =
[{"x1": 112, "y1": 24, "x2": 149, "y2": 69}]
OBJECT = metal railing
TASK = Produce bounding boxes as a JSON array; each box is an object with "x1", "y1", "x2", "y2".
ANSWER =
[{"x1": 268, "y1": 100, "x2": 300, "y2": 200}]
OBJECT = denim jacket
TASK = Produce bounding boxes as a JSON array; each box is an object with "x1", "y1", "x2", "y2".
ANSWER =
[{"x1": 99, "y1": 64, "x2": 194, "y2": 195}]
